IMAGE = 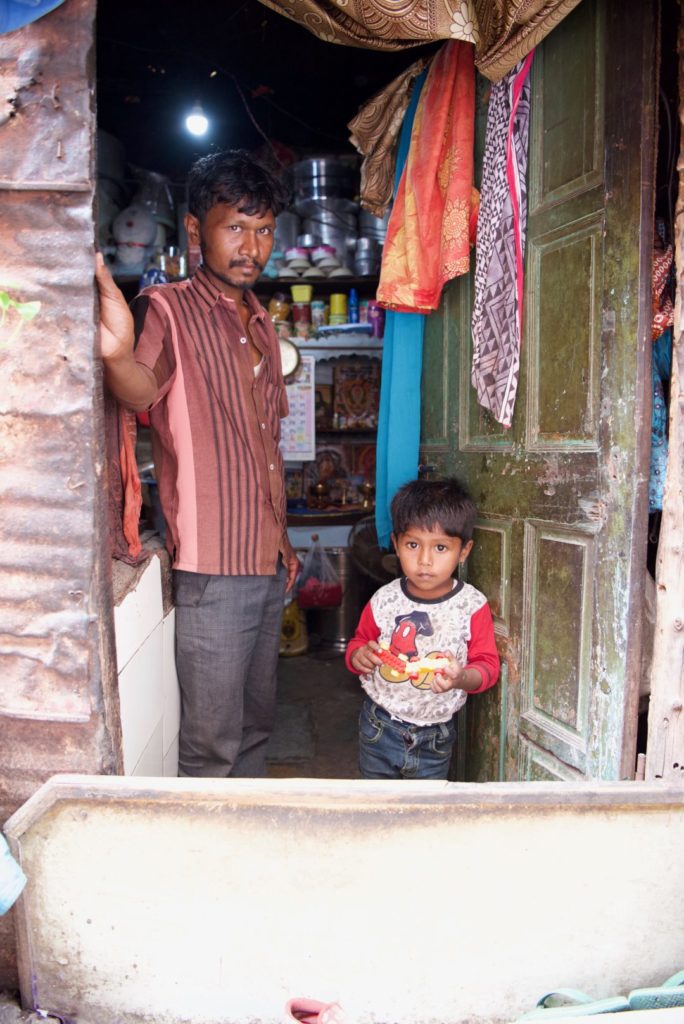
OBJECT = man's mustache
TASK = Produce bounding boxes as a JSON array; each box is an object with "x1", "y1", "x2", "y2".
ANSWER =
[{"x1": 230, "y1": 258, "x2": 263, "y2": 271}]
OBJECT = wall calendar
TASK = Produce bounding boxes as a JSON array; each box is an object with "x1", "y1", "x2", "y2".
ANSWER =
[{"x1": 280, "y1": 354, "x2": 316, "y2": 462}]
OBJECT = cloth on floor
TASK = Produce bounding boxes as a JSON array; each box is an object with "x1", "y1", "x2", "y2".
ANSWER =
[
  {"x1": 374, "y1": 69, "x2": 427, "y2": 548},
  {"x1": 377, "y1": 40, "x2": 478, "y2": 314},
  {"x1": 104, "y1": 389, "x2": 144, "y2": 565},
  {"x1": 348, "y1": 55, "x2": 431, "y2": 218},
  {"x1": 471, "y1": 51, "x2": 533, "y2": 429}
]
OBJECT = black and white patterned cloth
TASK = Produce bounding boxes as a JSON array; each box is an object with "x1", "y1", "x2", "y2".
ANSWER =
[{"x1": 471, "y1": 53, "x2": 534, "y2": 429}]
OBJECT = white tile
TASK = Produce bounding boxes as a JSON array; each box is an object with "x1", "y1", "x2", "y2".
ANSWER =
[
  {"x1": 131, "y1": 718, "x2": 164, "y2": 777},
  {"x1": 162, "y1": 609, "x2": 180, "y2": 756},
  {"x1": 162, "y1": 732, "x2": 179, "y2": 778},
  {"x1": 118, "y1": 621, "x2": 164, "y2": 774},
  {"x1": 114, "y1": 556, "x2": 163, "y2": 671}
]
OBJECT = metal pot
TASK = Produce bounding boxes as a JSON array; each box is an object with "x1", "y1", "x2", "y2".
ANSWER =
[
  {"x1": 298, "y1": 197, "x2": 359, "y2": 263},
  {"x1": 274, "y1": 211, "x2": 300, "y2": 253},
  {"x1": 359, "y1": 208, "x2": 391, "y2": 244},
  {"x1": 292, "y1": 158, "x2": 358, "y2": 202}
]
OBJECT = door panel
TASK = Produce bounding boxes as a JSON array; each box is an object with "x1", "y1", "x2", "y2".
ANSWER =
[
  {"x1": 521, "y1": 521, "x2": 595, "y2": 773},
  {"x1": 530, "y1": 218, "x2": 602, "y2": 445},
  {"x1": 421, "y1": 0, "x2": 655, "y2": 780},
  {"x1": 532, "y1": 0, "x2": 603, "y2": 206}
]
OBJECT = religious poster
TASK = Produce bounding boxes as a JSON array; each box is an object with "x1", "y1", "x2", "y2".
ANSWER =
[{"x1": 333, "y1": 359, "x2": 380, "y2": 429}]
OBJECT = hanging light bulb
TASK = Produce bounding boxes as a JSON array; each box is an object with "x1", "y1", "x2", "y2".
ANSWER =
[{"x1": 185, "y1": 101, "x2": 209, "y2": 137}]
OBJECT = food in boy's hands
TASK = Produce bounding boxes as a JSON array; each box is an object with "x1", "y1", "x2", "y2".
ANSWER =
[{"x1": 377, "y1": 642, "x2": 449, "y2": 679}]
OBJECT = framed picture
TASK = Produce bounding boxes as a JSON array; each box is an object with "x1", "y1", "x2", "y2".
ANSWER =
[
  {"x1": 352, "y1": 443, "x2": 376, "y2": 482},
  {"x1": 333, "y1": 359, "x2": 380, "y2": 429},
  {"x1": 314, "y1": 383, "x2": 334, "y2": 430}
]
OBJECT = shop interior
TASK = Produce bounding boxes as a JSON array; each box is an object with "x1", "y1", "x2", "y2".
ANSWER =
[
  {"x1": 96, "y1": 0, "x2": 438, "y2": 778},
  {"x1": 97, "y1": 1, "x2": 678, "y2": 781}
]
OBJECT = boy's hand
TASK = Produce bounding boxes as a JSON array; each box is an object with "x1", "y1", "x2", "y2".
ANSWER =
[
  {"x1": 350, "y1": 641, "x2": 384, "y2": 674},
  {"x1": 429, "y1": 652, "x2": 466, "y2": 693}
]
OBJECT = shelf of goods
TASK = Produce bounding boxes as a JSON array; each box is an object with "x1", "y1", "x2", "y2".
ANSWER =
[
  {"x1": 291, "y1": 332, "x2": 382, "y2": 363},
  {"x1": 257, "y1": 275, "x2": 377, "y2": 293}
]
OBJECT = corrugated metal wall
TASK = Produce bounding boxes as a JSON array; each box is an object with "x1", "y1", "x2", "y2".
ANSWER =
[{"x1": 0, "y1": 0, "x2": 120, "y2": 986}]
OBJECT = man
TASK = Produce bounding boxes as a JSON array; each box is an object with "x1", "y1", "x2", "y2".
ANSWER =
[{"x1": 96, "y1": 149, "x2": 300, "y2": 777}]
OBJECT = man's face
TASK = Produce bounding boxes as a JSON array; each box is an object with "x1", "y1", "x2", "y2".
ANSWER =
[{"x1": 185, "y1": 201, "x2": 275, "y2": 292}]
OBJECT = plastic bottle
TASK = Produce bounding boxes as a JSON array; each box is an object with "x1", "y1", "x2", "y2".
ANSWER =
[
  {"x1": 348, "y1": 287, "x2": 359, "y2": 324},
  {"x1": 367, "y1": 300, "x2": 385, "y2": 339}
]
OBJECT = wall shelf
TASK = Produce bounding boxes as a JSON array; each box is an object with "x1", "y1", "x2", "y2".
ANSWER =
[
  {"x1": 293, "y1": 333, "x2": 382, "y2": 362},
  {"x1": 258, "y1": 275, "x2": 378, "y2": 295}
]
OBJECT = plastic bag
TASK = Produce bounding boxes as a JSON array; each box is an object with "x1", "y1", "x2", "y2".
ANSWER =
[
  {"x1": 0, "y1": 832, "x2": 26, "y2": 916},
  {"x1": 296, "y1": 540, "x2": 343, "y2": 609},
  {"x1": 280, "y1": 593, "x2": 309, "y2": 656}
]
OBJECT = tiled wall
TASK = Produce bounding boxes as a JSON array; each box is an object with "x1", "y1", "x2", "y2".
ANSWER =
[{"x1": 113, "y1": 557, "x2": 179, "y2": 776}]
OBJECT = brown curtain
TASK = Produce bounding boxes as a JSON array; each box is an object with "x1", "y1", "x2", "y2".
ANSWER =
[
  {"x1": 256, "y1": 0, "x2": 583, "y2": 81},
  {"x1": 348, "y1": 56, "x2": 431, "y2": 217}
]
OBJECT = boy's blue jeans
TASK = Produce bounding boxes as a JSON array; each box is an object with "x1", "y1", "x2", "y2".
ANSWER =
[{"x1": 358, "y1": 698, "x2": 456, "y2": 779}]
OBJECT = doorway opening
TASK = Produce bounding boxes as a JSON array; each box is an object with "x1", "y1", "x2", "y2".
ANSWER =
[
  {"x1": 96, "y1": 0, "x2": 439, "y2": 780},
  {"x1": 96, "y1": 0, "x2": 675, "y2": 783}
]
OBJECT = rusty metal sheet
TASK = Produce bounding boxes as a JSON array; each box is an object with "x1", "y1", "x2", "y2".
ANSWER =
[
  {"x1": 0, "y1": 0, "x2": 95, "y2": 189},
  {"x1": 0, "y1": 0, "x2": 120, "y2": 991},
  {"x1": 0, "y1": 190, "x2": 106, "y2": 722}
]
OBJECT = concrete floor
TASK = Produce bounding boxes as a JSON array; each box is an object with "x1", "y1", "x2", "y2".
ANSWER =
[{"x1": 268, "y1": 651, "x2": 364, "y2": 779}]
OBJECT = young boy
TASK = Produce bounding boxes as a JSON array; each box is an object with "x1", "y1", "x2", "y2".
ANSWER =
[{"x1": 345, "y1": 478, "x2": 499, "y2": 780}]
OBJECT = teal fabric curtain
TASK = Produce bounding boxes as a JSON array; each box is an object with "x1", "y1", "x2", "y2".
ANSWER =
[{"x1": 374, "y1": 68, "x2": 428, "y2": 548}]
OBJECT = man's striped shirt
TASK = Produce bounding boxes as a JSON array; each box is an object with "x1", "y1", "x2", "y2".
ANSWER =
[{"x1": 132, "y1": 266, "x2": 288, "y2": 575}]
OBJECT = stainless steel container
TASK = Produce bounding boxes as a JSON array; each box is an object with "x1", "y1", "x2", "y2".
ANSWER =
[
  {"x1": 359, "y1": 208, "x2": 391, "y2": 245},
  {"x1": 298, "y1": 198, "x2": 359, "y2": 264},
  {"x1": 274, "y1": 211, "x2": 300, "y2": 252},
  {"x1": 297, "y1": 232, "x2": 320, "y2": 249},
  {"x1": 306, "y1": 549, "x2": 375, "y2": 652},
  {"x1": 292, "y1": 158, "x2": 358, "y2": 202},
  {"x1": 354, "y1": 241, "x2": 381, "y2": 276},
  {"x1": 354, "y1": 258, "x2": 380, "y2": 277}
]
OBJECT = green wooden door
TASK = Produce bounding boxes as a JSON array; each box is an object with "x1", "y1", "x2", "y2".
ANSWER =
[{"x1": 422, "y1": 0, "x2": 656, "y2": 781}]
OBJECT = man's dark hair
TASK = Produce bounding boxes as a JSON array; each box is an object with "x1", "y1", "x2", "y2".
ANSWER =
[
  {"x1": 187, "y1": 149, "x2": 291, "y2": 221},
  {"x1": 391, "y1": 478, "x2": 478, "y2": 542}
]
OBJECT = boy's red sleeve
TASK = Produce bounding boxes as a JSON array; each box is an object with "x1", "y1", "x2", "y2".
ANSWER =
[
  {"x1": 465, "y1": 602, "x2": 500, "y2": 693},
  {"x1": 345, "y1": 601, "x2": 381, "y2": 674}
]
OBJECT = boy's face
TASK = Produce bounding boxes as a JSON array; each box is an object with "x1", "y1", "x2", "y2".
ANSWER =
[{"x1": 392, "y1": 525, "x2": 473, "y2": 601}]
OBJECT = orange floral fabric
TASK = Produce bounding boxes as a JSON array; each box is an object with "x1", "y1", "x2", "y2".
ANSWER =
[{"x1": 376, "y1": 40, "x2": 478, "y2": 314}]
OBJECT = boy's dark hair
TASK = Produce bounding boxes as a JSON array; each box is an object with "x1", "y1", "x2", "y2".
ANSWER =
[
  {"x1": 391, "y1": 478, "x2": 478, "y2": 542},
  {"x1": 187, "y1": 149, "x2": 291, "y2": 222}
]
